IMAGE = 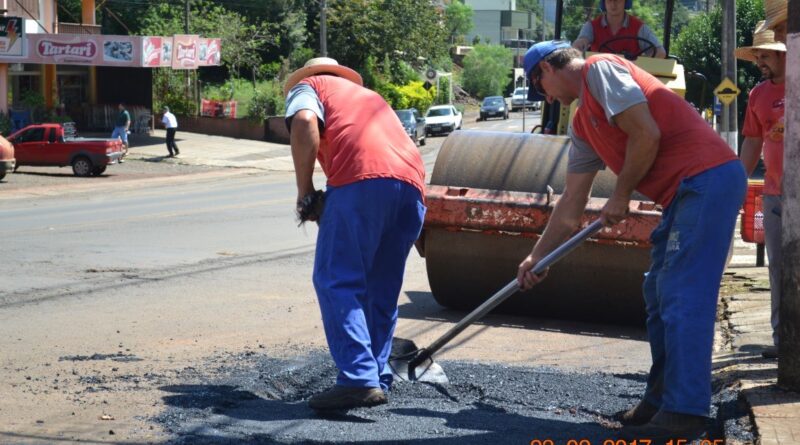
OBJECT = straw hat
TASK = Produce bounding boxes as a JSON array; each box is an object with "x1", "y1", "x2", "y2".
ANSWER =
[
  {"x1": 283, "y1": 57, "x2": 363, "y2": 96},
  {"x1": 756, "y1": 0, "x2": 787, "y2": 32},
  {"x1": 735, "y1": 21, "x2": 786, "y2": 62}
]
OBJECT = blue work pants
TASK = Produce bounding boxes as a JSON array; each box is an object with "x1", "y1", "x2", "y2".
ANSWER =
[
  {"x1": 313, "y1": 178, "x2": 425, "y2": 391},
  {"x1": 642, "y1": 160, "x2": 746, "y2": 416}
]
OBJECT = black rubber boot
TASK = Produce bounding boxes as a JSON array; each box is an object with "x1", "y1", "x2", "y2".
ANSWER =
[
  {"x1": 308, "y1": 386, "x2": 387, "y2": 411},
  {"x1": 620, "y1": 410, "x2": 708, "y2": 443},
  {"x1": 613, "y1": 399, "x2": 659, "y2": 426}
]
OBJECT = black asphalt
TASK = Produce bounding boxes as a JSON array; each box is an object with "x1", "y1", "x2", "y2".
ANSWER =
[{"x1": 155, "y1": 349, "x2": 754, "y2": 444}]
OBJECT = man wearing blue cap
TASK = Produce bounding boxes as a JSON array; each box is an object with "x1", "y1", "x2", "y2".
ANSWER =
[
  {"x1": 516, "y1": 41, "x2": 745, "y2": 440},
  {"x1": 572, "y1": 0, "x2": 666, "y2": 59}
]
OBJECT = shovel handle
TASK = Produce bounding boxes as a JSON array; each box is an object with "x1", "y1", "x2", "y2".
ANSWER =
[{"x1": 411, "y1": 219, "x2": 605, "y2": 368}]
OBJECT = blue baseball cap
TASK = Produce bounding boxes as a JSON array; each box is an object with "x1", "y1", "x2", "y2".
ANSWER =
[
  {"x1": 599, "y1": 0, "x2": 633, "y2": 11},
  {"x1": 523, "y1": 40, "x2": 571, "y2": 101}
]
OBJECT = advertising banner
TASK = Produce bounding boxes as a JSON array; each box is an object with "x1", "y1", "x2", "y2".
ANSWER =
[
  {"x1": 142, "y1": 36, "x2": 175, "y2": 67},
  {"x1": 23, "y1": 34, "x2": 140, "y2": 66},
  {"x1": 172, "y1": 35, "x2": 199, "y2": 69},
  {"x1": 0, "y1": 33, "x2": 218, "y2": 68},
  {"x1": 197, "y1": 38, "x2": 221, "y2": 66},
  {"x1": 0, "y1": 17, "x2": 25, "y2": 57}
]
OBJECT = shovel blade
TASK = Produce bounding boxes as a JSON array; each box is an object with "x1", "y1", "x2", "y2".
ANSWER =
[{"x1": 389, "y1": 337, "x2": 449, "y2": 384}]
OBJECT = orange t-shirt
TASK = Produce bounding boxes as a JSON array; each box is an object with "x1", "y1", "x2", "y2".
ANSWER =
[
  {"x1": 300, "y1": 75, "x2": 426, "y2": 196},
  {"x1": 571, "y1": 54, "x2": 738, "y2": 207},
  {"x1": 742, "y1": 80, "x2": 785, "y2": 195}
]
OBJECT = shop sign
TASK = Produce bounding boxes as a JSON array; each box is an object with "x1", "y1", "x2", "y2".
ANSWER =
[
  {"x1": 142, "y1": 36, "x2": 174, "y2": 67},
  {"x1": 172, "y1": 35, "x2": 199, "y2": 69},
  {"x1": 0, "y1": 17, "x2": 25, "y2": 57},
  {"x1": 198, "y1": 38, "x2": 221, "y2": 66}
]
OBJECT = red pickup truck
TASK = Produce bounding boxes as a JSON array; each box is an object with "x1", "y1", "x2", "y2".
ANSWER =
[
  {"x1": 9, "y1": 123, "x2": 125, "y2": 177},
  {"x1": 0, "y1": 135, "x2": 13, "y2": 181}
]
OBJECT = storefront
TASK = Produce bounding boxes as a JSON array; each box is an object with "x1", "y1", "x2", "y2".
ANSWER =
[{"x1": 1, "y1": 15, "x2": 220, "y2": 131}]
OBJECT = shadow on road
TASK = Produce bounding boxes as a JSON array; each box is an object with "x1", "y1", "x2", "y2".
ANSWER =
[{"x1": 399, "y1": 290, "x2": 647, "y2": 341}]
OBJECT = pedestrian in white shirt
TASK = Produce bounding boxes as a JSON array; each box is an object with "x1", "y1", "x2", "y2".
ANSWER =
[{"x1": 161, "y1": 106, "x2": 180, "y2": 157}]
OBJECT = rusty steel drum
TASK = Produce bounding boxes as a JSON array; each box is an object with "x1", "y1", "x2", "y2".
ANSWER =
[{"x1": 422, "y1": 130, "x2": 659, "y2": 325}]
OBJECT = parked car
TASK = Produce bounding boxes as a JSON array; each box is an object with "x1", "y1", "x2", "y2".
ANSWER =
[
  {"x1": 425, "y1": 105, "x2": 462, "y2": 136},
  {"x1": 395, "y1": 108, "x2": 426, "y2": 146},
  {"x1": 0, "y1": 135, "x2": 14, "y2": 181},
  {"x1": 478, "y1": 96, "x2": 509, "y2": 121},
  {"x1": 510, "y1": 87, "x2": 540, "y2": 112},
  {"x1": 9, "y1": 123, "x2": 125, "y2": 177}
]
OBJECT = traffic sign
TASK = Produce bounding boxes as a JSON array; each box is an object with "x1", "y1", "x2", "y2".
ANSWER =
[{"x1": 714, "y1": 77, "x2": 740, "y2": 106}]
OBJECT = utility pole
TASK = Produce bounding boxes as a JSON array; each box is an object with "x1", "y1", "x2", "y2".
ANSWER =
[
  {"x1": 778, "y1": 0, "x2": 800, "y2": 391},
  {"x1": 320, "y1": 0, "x2": 327, "y2": 57},
  {"x1": 184, "y1": 0, "x2": 192, "y2": 109},
  {"x1": 720, "y1": 0, "x2": 737, "y2": 151}
]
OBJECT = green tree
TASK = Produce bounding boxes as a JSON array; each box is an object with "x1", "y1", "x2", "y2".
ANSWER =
[
  {"x1": 445, "y1": 1, "x2": 474, "y2": 45},
  {"x1": 461, "y1": 44, "x2": 513, "y2": 98},
  {"x1": 673, "y1": 0, "x2": 764, "y2": 116},
  {"x1": 326, "y1": 0, "x2": 448, "y2": 75}
]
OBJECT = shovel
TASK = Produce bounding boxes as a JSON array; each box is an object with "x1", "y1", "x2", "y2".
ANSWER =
[{"x1": 390, "y1": 219, "x2": 605, "y2": 384}]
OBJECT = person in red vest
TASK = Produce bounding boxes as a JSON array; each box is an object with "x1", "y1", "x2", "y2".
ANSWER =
[
  {"x1": 283, "y1": 57, "x2": 426, "y2": 411},
  {"x1": 572, "y1": 0, "x2": 667, "y2": 59},
  {"x1": 737, "y1": 23, "x2": 786, "y2": 360},
  {"x1": 518, "y1": 41, "x2": 745, "y2": 440}
]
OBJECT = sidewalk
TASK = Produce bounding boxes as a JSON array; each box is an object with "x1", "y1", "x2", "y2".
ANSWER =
[
  {"x1": 126, "y1": 129, "x2": 295, "y2": 171},
  {"x1": 129, "y1": 128, "x2": 799, "y2": 442},
  {"x1": 716, "y1": 266, "x2": 800, "y2": 444}
]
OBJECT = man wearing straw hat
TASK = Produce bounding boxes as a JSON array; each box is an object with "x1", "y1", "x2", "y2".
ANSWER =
[
  {"x1": 283, "y1": 57, "x2": 426, "y2": 410},
  {"x1": 757, "y1": 0, "x2": 787, "y2": 42},
  {"x1": 737, "y1": 22, "x2": 786, "y2": 359}
]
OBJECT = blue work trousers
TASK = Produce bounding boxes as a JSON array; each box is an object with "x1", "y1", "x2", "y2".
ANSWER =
[
  {"x1": 313, "y1": 178, "x2": 425, "y2": 391},
  {"x1": 642, "y1": 160, "x2": 746, "y2": 416}
]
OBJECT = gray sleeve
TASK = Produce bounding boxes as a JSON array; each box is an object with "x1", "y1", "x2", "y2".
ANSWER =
[
  {"x1": 285, "y1": 83, "x2": 325, "y2": 132},
  {"x1": 566, "y1": 127, "x2": 605, "y2": 173},
  {"x1": 638, "y1": 24, "x2": 664, "y2": 51},
  {"x1": 585, "y1": 60, "x2": 647, "y2": 123},
  {"x1": 576, "y1": 21, "x2": 594, "y2": 43}
]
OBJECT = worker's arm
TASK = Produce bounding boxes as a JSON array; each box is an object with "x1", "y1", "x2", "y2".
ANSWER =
[
  {"x1": 573, "y1": 37, "x2": 590, "y2": 52},
  {"x1": 654, "y1": 46, "x2": 667, "y2": 58},
  {"x1": 739, "y1": 137, "x2": 763, "y2": 177},
  {"x1": 603, "y1": 102, "x2": 660, "y2": 225},
  {"x1": 290, "y1": 109, "x2": 320, "y2": 202},
  {"x1": 517, "y1": 170, "x2": 597, "y2": 290}
]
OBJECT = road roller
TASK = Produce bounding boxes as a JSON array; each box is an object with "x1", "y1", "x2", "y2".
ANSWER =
[{"x1": 417, "y1": 131, "x2": 661, "y2": 325}]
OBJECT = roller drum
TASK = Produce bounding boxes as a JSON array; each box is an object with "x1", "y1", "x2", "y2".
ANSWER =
[{"x1": 425, "y1": 130, "x2": 650, "y2": 324}]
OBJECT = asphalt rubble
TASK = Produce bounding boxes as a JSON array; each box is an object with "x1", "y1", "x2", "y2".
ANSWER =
[{"x1": 152, "y1": 349, "x2": 753, "y2": 445}]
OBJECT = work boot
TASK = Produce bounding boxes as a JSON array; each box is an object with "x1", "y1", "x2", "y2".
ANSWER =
[
  {"x1": 308, "y1": 386, "x2": 387, "y2": 411},
  {"x1": 613, "y1": 399, "x2": 659, "y2": 426},
  {"x1": 762, "y1": 345, "x2": 778, "y2": 359},
  {"x1": 620, "y1": 410, "x2": 707, "y2": 443}
]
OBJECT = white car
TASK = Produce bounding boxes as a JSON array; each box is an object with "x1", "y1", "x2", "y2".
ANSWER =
[
  {"x1": 424, "y1": 105, "x2": 462, "y2": 136},
  {"x1": 510, "y1": 87, "x2": 540, "y2": 111}
]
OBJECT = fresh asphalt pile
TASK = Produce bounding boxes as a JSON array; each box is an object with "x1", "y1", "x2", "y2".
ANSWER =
[{"x1": 155, "y1": 349, "x2": 755, "y2": 444}]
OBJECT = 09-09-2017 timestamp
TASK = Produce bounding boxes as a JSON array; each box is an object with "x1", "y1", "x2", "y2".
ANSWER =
[{"x1": 530, "y1": 440, "x2": 724, "y2": 445}]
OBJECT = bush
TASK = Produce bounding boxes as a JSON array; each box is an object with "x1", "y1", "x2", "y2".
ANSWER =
[
  {"x1": 396, "y1": 81, "x2": 435, "y2": 113},
  {"x1": 462, "y1": 44, "x2": 513, "y2": 98},
  {"x1": 247, "y1": 79, "x2": 285, "y2": 122}
]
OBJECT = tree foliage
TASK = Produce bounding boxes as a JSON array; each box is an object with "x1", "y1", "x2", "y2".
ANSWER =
[
  {"x1": 462, "y1": 44, "x2": 514, "y2": 99},
  {"x1": 445, "y1": 2, "x2": 474, "y2": 45},
  {"x1": 326, "y1": 0, "x2": 448, "y2": 74},
  {"x1": 673, "y1": 0, "x2": 764, "y2": 115}
]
